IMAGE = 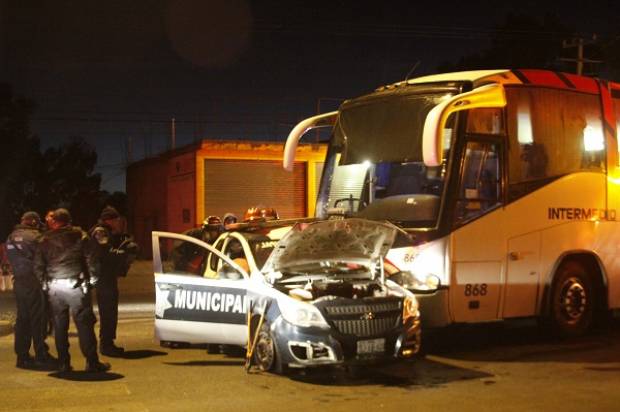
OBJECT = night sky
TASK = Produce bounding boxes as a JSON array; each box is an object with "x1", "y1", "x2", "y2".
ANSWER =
[{"x1": 1, "y1": 0, "x2": 617, "y2": 192}]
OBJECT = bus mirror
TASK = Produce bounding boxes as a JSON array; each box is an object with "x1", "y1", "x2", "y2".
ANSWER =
[
  {"x1": 422, "y1": 83, "x2": 506, "y2": 166},
  {"x1": 283, "y1": 111, "x2": 338, "y2": 172}
]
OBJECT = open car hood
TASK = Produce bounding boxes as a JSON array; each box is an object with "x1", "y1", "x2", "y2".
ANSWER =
[{"x1": 263, "y1": 218, "x2": 400, "y2": 274}]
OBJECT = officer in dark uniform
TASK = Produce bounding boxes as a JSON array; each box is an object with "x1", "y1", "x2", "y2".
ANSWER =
[
  {"x1": 89, "y1": 206, "x2": 138, "y2": 357},
  {"x1": 6, "y1": 211, "x2": 56, "y2": 369},
  {"x1": 34, "y1": 208, "x2": 110, "y2": 373}
]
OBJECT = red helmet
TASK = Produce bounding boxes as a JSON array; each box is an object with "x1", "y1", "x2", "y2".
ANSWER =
[
  {"x1": 202, "y1": 215, "x2": 222, "y2": 229},
  {"x1": 243, "y1": 206, "x2": 279, "y2": 222}
]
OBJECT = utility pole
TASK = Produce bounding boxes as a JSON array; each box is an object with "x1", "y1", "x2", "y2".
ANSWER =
[
  {"x1": 561, "y1": 36, "x2": 602, "y2": 75},
  {"x1": 171, "y1": 117, "x2": 176, "y2": 150},
  {"x1": 127, "y1": 136, "x2": 133, "y2": 164}
]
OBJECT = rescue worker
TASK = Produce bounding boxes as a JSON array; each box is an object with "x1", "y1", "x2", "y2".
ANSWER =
[
  {"x1": 89, "y1": 206, "x2": 138, "y2": 357},
  {"x1": 190, "y1": 215, "x2": 223, "y2": 244},
  {"x1": 34, "y1": 208, "x2": 110, "y2": 373},
  {"x1": 223, "y1": 213, "x2": 238, "y2": 230},
  {"x1": 6, "y1": 211, "x2": 56, "y2": 369},
  {"x1": 171, "y1": 216, "x2": 223, "y2": 272}
]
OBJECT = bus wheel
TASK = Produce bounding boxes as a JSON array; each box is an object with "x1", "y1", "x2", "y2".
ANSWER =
[
  {"x1": 254, "y1": 323, "x2": 284, "y2": 374},
  {"x1": 549, "y1": 261, "x2": 594, "y2": 338}
]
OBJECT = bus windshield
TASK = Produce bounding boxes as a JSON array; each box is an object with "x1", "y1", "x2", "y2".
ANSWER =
[{"x1": 316, "y1": 86, "x2": 459, "y2": 229}]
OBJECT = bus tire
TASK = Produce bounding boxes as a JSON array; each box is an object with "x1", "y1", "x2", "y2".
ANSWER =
[{"x1": 548, "y1": 260, "x2": 594, "y2": 338}]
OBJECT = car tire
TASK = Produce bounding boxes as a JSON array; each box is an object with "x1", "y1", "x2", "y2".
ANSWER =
[
  {"x1": 548, "y1": 260, "x2": 595, "y2": 338},
  {"x1": 253, "y1": 323, "x2": 284, "y2": 374}
]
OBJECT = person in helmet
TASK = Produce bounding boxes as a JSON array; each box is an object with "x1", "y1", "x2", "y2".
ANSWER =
[
  {"x1": 222, "y1": 213, "x2": 238, "y2": 230},
  {"x1": 171, "y1": 215, "x2": 223, "y2": 274}
]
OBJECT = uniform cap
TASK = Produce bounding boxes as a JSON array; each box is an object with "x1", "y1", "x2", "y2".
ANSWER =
[
  {"x1": 100, "y1": 206, "x2": 120, "y2": 220},
  {"x1": 52, "y1": 208, "x2": 71, "y2": 224}
]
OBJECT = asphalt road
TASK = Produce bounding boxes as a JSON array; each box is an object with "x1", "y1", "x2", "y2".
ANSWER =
[{"x1": 1, "y1": 262, "x2": 620, "y2": 411}]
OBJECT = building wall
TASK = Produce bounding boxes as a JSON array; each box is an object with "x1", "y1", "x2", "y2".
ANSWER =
[
  {"x1": 166, "y1": 151, "x2": 196, "y2": 234},
  {"x1": 126, "y1": 155, "x2": 171, "y2": 258},
  {"x1": 126, "y1": 140, "x2": 326, "y2": 258},
  {"x1": 195, "y1": 141, "x2": 326, "y2": 225}
]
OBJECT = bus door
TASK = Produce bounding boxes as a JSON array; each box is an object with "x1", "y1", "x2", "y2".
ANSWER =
[{"x1": 450, "y1": 139, "x2": 504, "y2": 322}]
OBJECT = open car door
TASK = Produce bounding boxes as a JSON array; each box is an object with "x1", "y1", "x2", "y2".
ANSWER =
[{"x1": 151, "y1": 231, "x2": 250, "y2": 346}]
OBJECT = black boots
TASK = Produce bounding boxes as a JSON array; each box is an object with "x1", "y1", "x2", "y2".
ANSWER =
[
  {"x1": 85, "y1": 360, "x2": 111, "y2": 373},
  {"x1": 100, "y1": 342, "x2": 124, "y2": 357}
]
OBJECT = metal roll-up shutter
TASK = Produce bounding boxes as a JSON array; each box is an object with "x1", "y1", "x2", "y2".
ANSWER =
[{"x1": 204, "y1": 159, "x2": 306, "y2": 220}]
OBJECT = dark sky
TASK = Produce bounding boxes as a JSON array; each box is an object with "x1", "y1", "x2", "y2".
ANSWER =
[{"x1": 1, "y1": 0, "x2": 617, "y2": 192}]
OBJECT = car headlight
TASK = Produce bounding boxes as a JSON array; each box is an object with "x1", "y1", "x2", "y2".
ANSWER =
[
  {"x1": 278, "y1": 298, "x2": 329, "y2": 329},
  {"x1": 403, "y1": 295, "x2": 419, "y2": 323}
]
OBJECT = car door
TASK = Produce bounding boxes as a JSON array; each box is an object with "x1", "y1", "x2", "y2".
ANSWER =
[{"x1": 152, "y1": 231, "x2": 251, "y2": 345}]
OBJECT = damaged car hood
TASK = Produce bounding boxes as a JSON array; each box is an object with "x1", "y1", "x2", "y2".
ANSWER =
[{"x1": 263, "y1": 218, "x2": 400, "y2": 274}]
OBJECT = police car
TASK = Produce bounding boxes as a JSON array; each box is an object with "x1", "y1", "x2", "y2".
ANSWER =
[{"x1": 152, "y1": 218, "x2": 422, "y2": 373}]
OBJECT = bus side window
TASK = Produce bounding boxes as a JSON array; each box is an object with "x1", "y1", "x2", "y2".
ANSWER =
[{"x1": 455, "y1": 141, "x2": 501, "y2": 224}]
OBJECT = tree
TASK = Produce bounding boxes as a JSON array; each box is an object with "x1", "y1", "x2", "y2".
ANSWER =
[
  {"x1": 0, "y1": 83, "x2": 41, "y2": 239},
  {"x1": 36, "y1": 137, "x2": 104, "y2": 230}
]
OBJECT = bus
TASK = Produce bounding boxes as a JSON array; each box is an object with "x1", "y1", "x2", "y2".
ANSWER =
[{"x1": 283, "y1": 69, "x2": 620, "y2": 337}]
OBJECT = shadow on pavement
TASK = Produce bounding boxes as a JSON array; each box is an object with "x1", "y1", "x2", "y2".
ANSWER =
[
  {"x1": 288, "y1": 357, "x2": 492, "y2": 388},
  {"x1": 423, "y1": 318, "x2": 620, "y2": 364},
  {"x1": 48, "y1": 371, "x2": 124, "y2": 381},
  {"x1": 164, "y1": 360, "x2": 244, "y2": 367},
  {"x1": 116, "y1": 349, "x2": 168, "y2": 360}
]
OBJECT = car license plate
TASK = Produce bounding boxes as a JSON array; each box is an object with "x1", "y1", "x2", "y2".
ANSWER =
[{"x1": 357, "y1": 338, "x2": 385, "y2": 355}]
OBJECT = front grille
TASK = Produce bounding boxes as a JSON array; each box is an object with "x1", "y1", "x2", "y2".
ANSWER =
[
  {"x1": 332, "y1": 317, "x2": 399, "y2": 337},
  {"x1": 320, "y1": 299, "x2": 402, "y2": 338},
  {"x1": 324, "y1": 301, "x2": 401, "y2": 316}
]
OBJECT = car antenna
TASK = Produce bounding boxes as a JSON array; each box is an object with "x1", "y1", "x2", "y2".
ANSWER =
[{"x1": 404, "y1": 61, "x2": 421, "y2": 82}]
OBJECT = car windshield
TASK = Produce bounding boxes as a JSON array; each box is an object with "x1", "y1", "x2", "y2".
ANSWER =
[{"x1": 316, "y1": 85, "x2": 459, "y2": 228}]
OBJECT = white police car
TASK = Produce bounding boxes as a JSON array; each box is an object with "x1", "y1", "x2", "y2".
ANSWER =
[{"x1": 152, "y1": 218, "x2": 422, "y2": 373}]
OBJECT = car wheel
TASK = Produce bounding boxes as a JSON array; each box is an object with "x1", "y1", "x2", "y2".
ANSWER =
[
  {"x1": 549, "y1": 260, "x2": 594, "y2": 338},
  {"x1": 253, "y1": 323, "x2": 283, "y2": 373}
]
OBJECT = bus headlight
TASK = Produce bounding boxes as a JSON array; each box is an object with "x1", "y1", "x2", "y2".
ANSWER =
[
  {"x1": 411, "y1": 273, "x2": 441, "y2": 292},
  {"x1": 393, "y1": 270, "x2": 441, "y2": 292},
  {"x1": 279, "y1": 299, "x2": 329, "y2": 329}
]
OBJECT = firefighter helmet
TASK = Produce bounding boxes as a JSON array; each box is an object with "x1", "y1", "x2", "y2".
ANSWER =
[{"x1": 202, "y1": 215, "x2": 222, "y2": 229}]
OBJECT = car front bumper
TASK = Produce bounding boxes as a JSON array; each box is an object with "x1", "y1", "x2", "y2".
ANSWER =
[{"x1": 271, "y1": 316, "x2": 421, "y2": 368}]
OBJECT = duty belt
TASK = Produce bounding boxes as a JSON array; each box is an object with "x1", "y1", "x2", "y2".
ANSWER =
[{"x1": 48, "y1": 278, "x2": 79, "y2": 287}]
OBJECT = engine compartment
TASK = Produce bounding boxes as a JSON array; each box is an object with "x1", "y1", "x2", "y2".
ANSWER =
[{"x1": 275, "y1": 278, "x2": 389, "y2": 302}]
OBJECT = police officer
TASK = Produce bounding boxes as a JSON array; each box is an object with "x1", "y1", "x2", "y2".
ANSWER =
[
  {"x1": 90, "y1": 206, "x2": 138, "y2": 357},
  {"x1": 6, "y1": 211, "x2": 56, "y2": 369},
  {"x1": 34, "y1": 208, "x2": 110, "y2": 373}
]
